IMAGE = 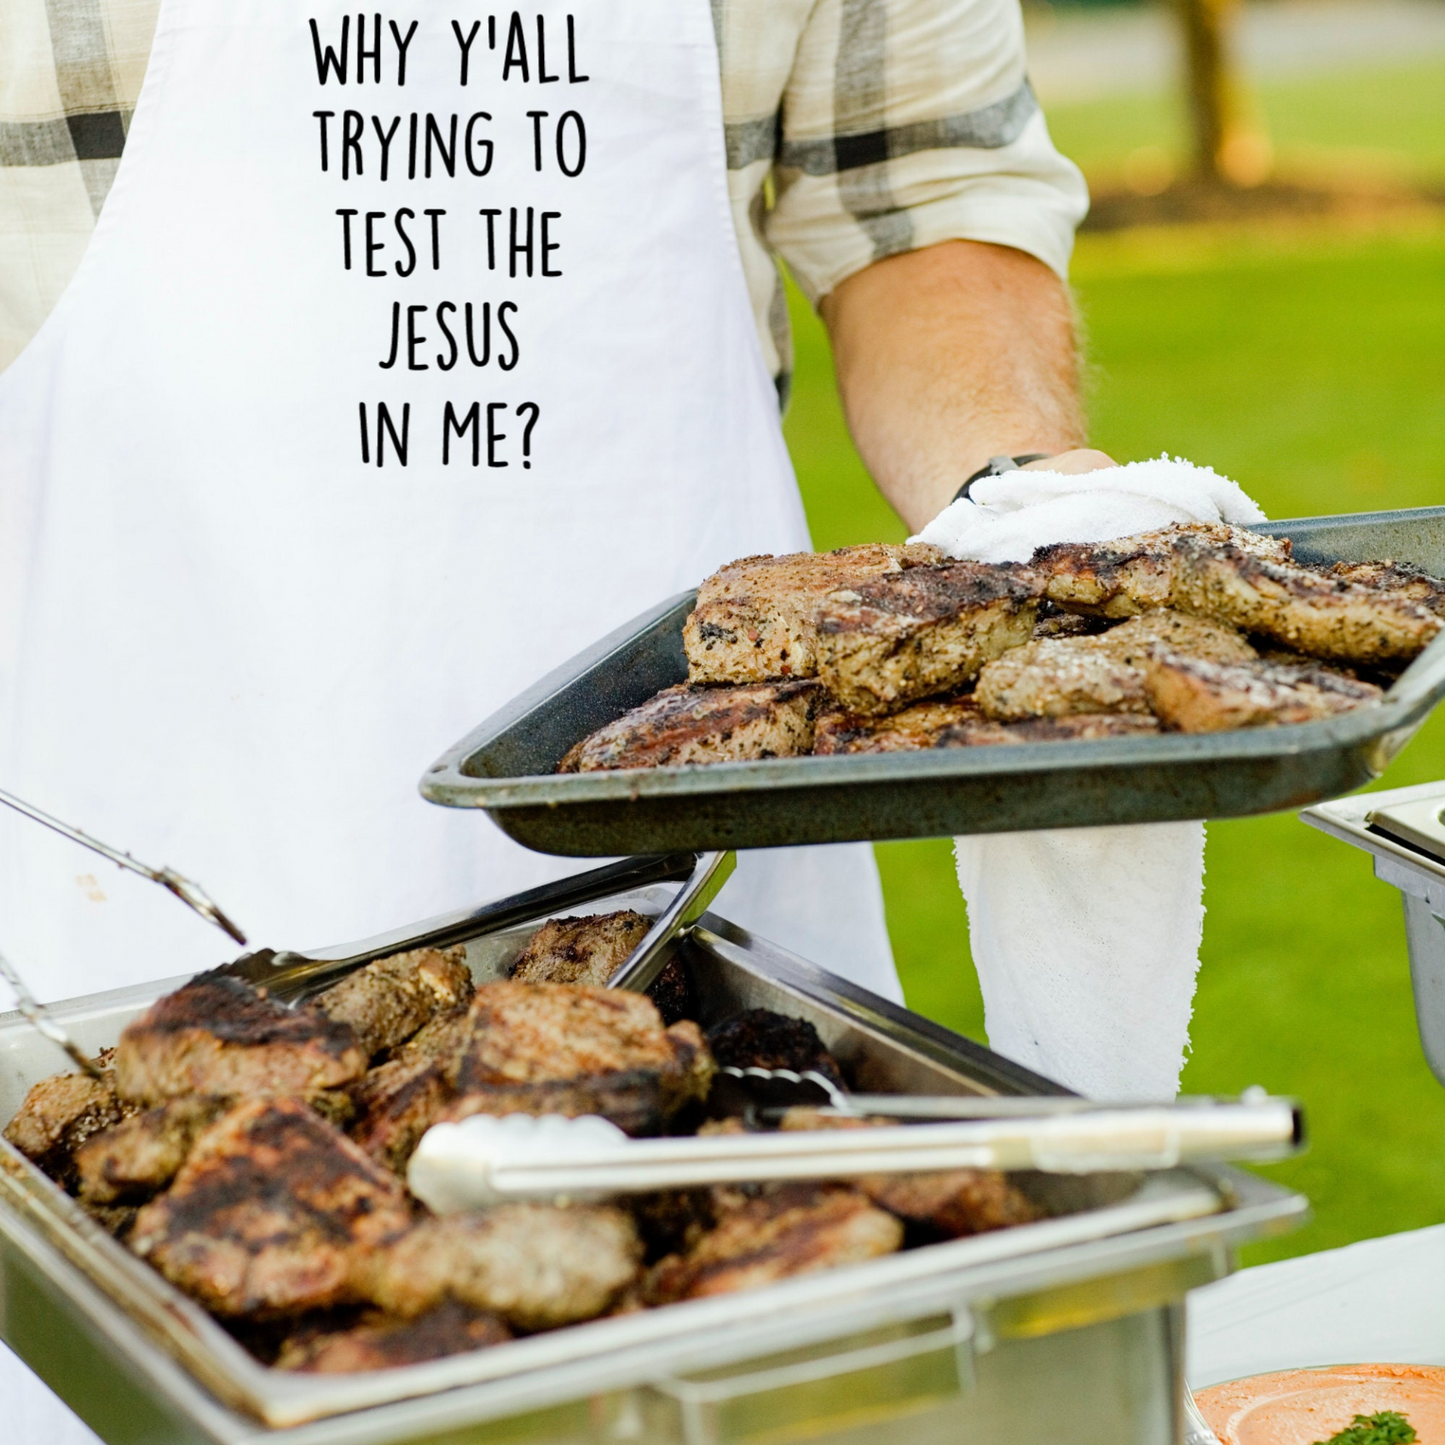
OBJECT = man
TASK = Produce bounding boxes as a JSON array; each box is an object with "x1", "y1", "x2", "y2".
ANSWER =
[{"x1": 0, "y1": 0, "x2": 1100, "y2": 1435}]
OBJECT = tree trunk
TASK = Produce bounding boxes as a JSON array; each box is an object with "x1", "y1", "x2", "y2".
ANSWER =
[{"x1": 1173, "y1": 0, "x2": 1270, "y2": 185}]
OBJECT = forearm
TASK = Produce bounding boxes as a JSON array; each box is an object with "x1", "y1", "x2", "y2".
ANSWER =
[{"x1": 820, "y1": 240, "x2": 1089, "y2": 534}]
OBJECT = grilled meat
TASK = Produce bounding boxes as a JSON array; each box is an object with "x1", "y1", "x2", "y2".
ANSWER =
[
  {"x1": 440, "y1": 983, "x2": 715, "y2": 1136},
  {"x1": 309, "y1": 947, "x2": 473, "y2": 1060},
  {"x1": 346, "y1": 1056, "x2": 455, "y2": 1174},
  {"x1": 639, "y1": 1184, "x2": 903, "y2": 1304},
  {"x1": 1323, "y1": 559, "x2": 1445, "y2": 615},
  {"x1": 683, "y1": 544, "x2": 944, "y2": 684},
  {"x1": 559, "y1": 680, "x2": 823, "y2": 772},
  {"x1": 75, "y1": 1097, "x2": 226, "y2": 1205},
  {"x1": 3, "y1": 1063, "x2": 136, "y2": 1191},
  {"x1": 129, "y1": 1097, "x2": 413, "y2": 1318},
  {"x1": 975, "y1": 611, "x2": 1255, "y2": 721},
  {"x1": 1171, "y1": 535, "x2": 1442, "y2": 663},
  {"x1": 813, "y1": 561, "x2": 1043, "y2": 715},
  {"x1": 114, "y1": 971, "x2": 367, "y2": 1104},
  {"x1": 705, "y1": 1010, "x2": 845, "y2": 1089},
  {"x1": 1032, "y1": 609, "x2": 1112, "y2": 639},
  {"x1": 276, "y1": 1300, "x2": 512, "y2": 1373},
  {"x1": 361, "y1": 1204, "x2": 642, "y2": 1331},
  {"x1": 513, "y1": 911, "x2": 650, "y2": 986},
  {"x1": 813, "y1": 696, "x2": 985, "y2": 754},
  {"x1": 815, "y1": 696, "x2": 1159, "y2": 753},
  {"x1": 1033, "y1": 523, "x2": 1293, "y2": 617},
  {"x1": 281, "y1": 1301, "x2": 511, "y2": 1373},
  {"x1": 390, "y1": 1004, "x2": 471, "y2": 1068},
  {"x1": 512, "y1": 911, "x2": 693, "y2": 1024},
  {"x1": 1143, "y1": 651, "x2": 1383, "y2": 732},
  {"x1": 777, "y1": 1110, "x2": 1041, "y2": 1239}
]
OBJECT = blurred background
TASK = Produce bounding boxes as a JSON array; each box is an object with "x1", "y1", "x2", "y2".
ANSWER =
[{"x1": 782, "y1": 0, "x2": 1445, "y2": 1266}]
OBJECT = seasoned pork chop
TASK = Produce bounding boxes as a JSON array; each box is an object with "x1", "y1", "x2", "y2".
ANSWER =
[
  {"x1": 815, "y1": 696, "x2": 1159, "y2": 753},
  {"x1": 276, "y1": 1300, "x2": 511, "y2": 1373},
  {"x1": 114, "y1": 971, "x2": 367, "y2": 1103},
  {"x1": 361, "y1": 1204, "x2": 642, "y2": 1331},
  {"x1": 777, "y1": 1110, "x2": 1040, "y2": 1238},
  {"x1": 1171, "y1": 536, "x2": 1442, "y2": 663},
  {"x1": 512, "y1": 911, "x2": 650, "y2": 986},
  {"x1": 1323, "y1": 559, "x2": 1445, "y2": 615},
  {"x1": 4, "y1": 1063, "x2": 136, "y2": 1191},
  {"x1": 639, "y1": 1184, "x2": 902, "y2": 1304},
  {"x1": 309, "y1": 947, "x2": 473, "y2": 1059},
  {"x1": 1143, "y1": 651, "x2": 1383, "y2": 732},
  {"x1": 75, "y1": 1097, "x2": 225, "y2": 1205},
  {"x1": 683, "y1": 544, "x2": 944, "y2": 684},
  {"x1": 346, "y1": 1056, "x2": 455, "y2": 1174},
  {"x1": 1032, "y1": 523, "x2": 1292, "y2": 617},
  {"x1": 814, "y1": 562, "x2": 1043, "y2": 715},
  {"x1": 440, "y1": 983, "x2": 715, "y2": 1136},
  {"x1": 559, "y1": 680, "x2": 823, "y2": 772},
  {"x1": 129, "y1": 1097, "x2": 413, "y2": 1318},
  {"x1": 975, "y1": 611, "x2": 1255, "y2": 720}
]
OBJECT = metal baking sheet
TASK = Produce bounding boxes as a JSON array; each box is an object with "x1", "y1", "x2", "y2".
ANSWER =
[
  {"x1": 0, "y1": 891, "x2": 1305, "y2": 1441},
  {"x1": 420, "y1": 506, "x2": 1445, "y2": 856}
]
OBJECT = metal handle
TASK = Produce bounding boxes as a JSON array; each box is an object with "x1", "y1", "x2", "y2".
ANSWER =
[
  {"x1": 607, "y1": 851, "x2": 736, "y2": 992},
  {"x1": 0, "y1": 785, "x2": 246, "y2": 944},
  {"x1": 1183, "y1": 1385, "x2": 1221, "y2": 1444},
  {"x1": 230, "y1": 852, "x2": 703, "y2": 998},
  {"x1": 0, "y1": 949, "x2": 103, "y2": 1079}
]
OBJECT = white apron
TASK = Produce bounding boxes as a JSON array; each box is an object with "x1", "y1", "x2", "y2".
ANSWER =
[{"x1": 0, "y1": 2, "x2": 897, "y2": 1432}]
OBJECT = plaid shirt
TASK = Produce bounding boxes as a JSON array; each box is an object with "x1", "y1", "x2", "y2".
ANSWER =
[{"x1": 0, "y1": 0, "x2": 1086, "y2": 394}]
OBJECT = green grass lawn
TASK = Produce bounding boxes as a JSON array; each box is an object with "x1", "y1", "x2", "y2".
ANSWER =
[{"x1": 782, "y1": 120, "x2": 1445, "y2": 1262}]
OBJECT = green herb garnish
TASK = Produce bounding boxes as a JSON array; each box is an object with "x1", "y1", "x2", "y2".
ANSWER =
[{"x1": 1314, "y1": 1411, "x2": 1417, "y2": 1445}]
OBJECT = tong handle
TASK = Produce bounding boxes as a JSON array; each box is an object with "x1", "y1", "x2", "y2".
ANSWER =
[{"x1": 607, "y1": 851, "x2": 736, "y2": 993}]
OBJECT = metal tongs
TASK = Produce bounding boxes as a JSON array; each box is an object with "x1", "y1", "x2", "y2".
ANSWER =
[
  {"x1": 0, "y1": 785, "x2": 246, "y2": 944},
  {"x1": 407, "y1": 1094, "x2": 1302, "y2": 1213},
  {"x1": 220, "y1": 849, "x2": 735, "y2": 1002}
]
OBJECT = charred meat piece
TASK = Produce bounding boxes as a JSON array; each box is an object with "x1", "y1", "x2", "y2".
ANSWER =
[
  {"x1": 815, "y1": 698, "x2": 1159, "y2": 753},
  {"x1": 511, "y1": 909, "x2": 694, "y2": 1024},
  {"x1": 276, "y1": 1300, "x2": 511, "y2": 1373},
  {"x1": 1171, "y1": 536, "x2": 1442, "y2": 663},
  {"x1": 814, "y1": 562, "x2": 1043, "y2": 715},
  {"x1": 1033, "y1": 609, "x2": 1113, "y2": 640},
  {"x1": 639, "y1": 1184, "x2": 903, "y2": 1304},
  {"x1": 309, "y1": 947, "x2": 473, "y2": 1059},
  {"x1": 441, "y1": 983, "x2": 715, "y2": 1136},
  {"x1": 705, "y1": 1010, "x2": 845, "y2": 1089},
  {"x1": 1033, "y1": 523, "x2": 1292, "y2": 618},
  {"x1": 559, "y1": 681, "x2": 823, "y2": 772},
  {"x1": 345, "y1": 1056, "x2": 455, "y2": 1174},
  {"x1": 975, "y1": 611, "x2": 1255, "y2": 721},
  {"x1": 1323, "y1": 559, "x2": 1445, "y2": 615},
  {"x1": 114, "y1": 971, "x2": 367, "y2": 1104},
  {"x1": 777, "y1": 1110, "x2": 1041, "y2": 1239},
  {"x1": 1143, "y1": 651, "x2": 1383, "y2": 732},
  {"x1": 75, "y1": 1097, "x2": 226, "y2": 1205},
  {"x1": 129, "y1": 1097, "x2": 413, "y2": 1318},
  {"x1": 361, "y1": 1204, "x2": 642, "y2": 1331},
  {"x1": 4, "y1": 1065, "x2": 135, "y2": 1191},
  {"x1": 82, "y1": 1201, "x2": 140, "y2": 1240},
  {"x1": 390, "y1": 1004, "x2": 472, "y2": 1069},
  {"x1": 814, "y1": 697, "x2": 987, "y2": 755},
  {"x1": 963, "y1": 713, "x2": 1161, "y2": 744},
  {"x1": 683, "y1": 544, "x2": 944, "y2": 684},
  {"x1": 513, "y1": 911, "x2": 649, "y2": 986},
  {"x1": 976, "y1": 639, "x2": 1152, "y2": 719}
]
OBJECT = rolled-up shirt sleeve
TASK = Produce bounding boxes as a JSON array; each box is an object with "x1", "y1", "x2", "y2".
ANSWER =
[{"x1": 765, "y1": 0, "x2": 1088, "y2": 306}]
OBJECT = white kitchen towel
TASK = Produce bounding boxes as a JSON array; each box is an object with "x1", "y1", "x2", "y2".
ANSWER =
[
  {"x1": 915, "y1": 456, "x2": 1265, "y2": 1099},
  {"x1": 915, "y1": 455, "x2": 1266, "y2": 564}
]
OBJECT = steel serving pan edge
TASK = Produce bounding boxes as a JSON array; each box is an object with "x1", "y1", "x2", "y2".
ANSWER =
[
  {"x1": 419, "y1": 506, "x2": 1445, "y2": 856},
  {"x1": 0, "y1": 897, "x2": 1306, "y2": 1441}
]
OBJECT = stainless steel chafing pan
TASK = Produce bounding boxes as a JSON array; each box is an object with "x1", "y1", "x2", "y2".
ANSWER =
[
  {"x1": 1, "y1": 889, "x2": 1305, "y2": 1444},
  {"x1": 421, "y1": 505, "x2": 1445, "y2": 856}
]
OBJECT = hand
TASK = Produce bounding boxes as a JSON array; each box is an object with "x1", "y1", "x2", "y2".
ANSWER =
[{"x1": 1020, "y1": 449, "x2": 1117, "y2": 475}]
